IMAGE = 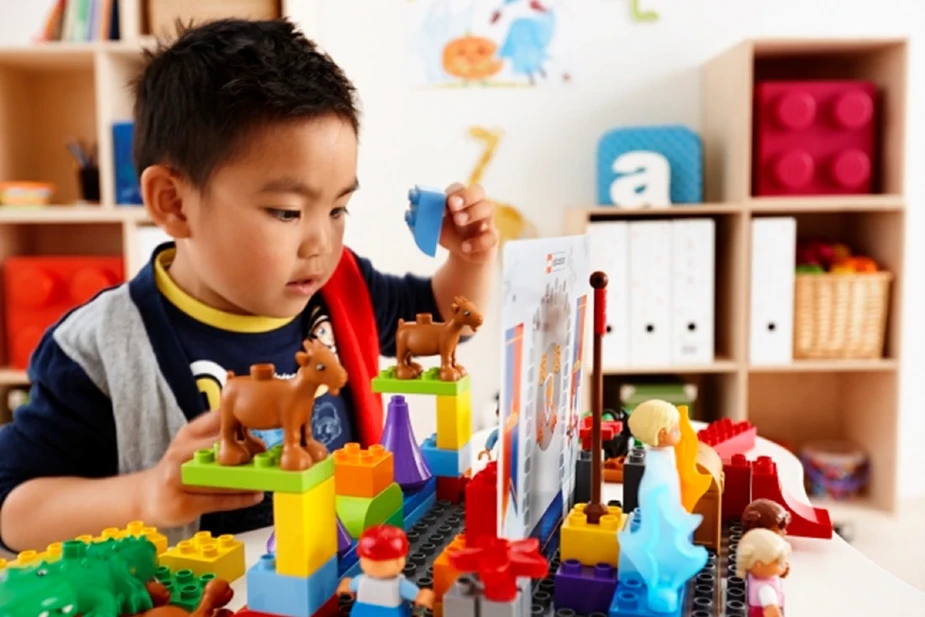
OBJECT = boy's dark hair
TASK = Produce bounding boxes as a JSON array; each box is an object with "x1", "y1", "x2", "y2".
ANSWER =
[{"x1": 132, "y1": 18, "x2": 359, "y2": 188}]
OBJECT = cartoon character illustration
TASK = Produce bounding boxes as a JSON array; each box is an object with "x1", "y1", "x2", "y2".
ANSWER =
[
  {"x1": 337, "y1": 526, "x2": 435, "y2": 616},
  {"x1": 491, "y1": 0, "x2": 557, "y2": 85},
  {"x1": 311, "y1": 399, "x2": 343, "y2": 448}
]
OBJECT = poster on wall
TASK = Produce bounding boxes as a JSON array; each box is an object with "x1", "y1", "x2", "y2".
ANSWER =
[
  {"x1": 406, "y1": 0, "x2": 574, "y2": 88},
  {"x1": 498, "y1": 235, "x2": 590, "y2": 542}
]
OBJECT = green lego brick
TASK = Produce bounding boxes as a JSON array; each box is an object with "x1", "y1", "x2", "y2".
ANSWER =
[
  {"x1": 371, "y1": 367, "x2": 471, "y2": 396},
  {"x1": 153, "y1": 566, "x2": 216, "y2": 612},
  {"x1": 336, "y1": 483, "x2": 404, "y2": 538},
  {"x1": 181, "y1": 444, "x2": 333, "y2": 494}
]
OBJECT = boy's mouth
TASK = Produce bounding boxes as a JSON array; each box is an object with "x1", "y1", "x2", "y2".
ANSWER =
[{"x1": 286, "y1": 277, "x2": 319, "y2": 296}]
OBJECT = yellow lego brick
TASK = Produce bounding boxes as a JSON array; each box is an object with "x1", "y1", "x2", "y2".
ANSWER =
[
  {"x1": 560, "y1": 503, "x2": 626, "y2": 567},
  {"x1": 273, "y1": 476, "x2": 337, "y2": 577},
  {"x1": 1, "y1": 542, "x2": 64, "y2": 570},
  {"x1": 436, "y1": 390, "x2": 472, "y2": 450},
  {"x1": 92, "y1": 520, "x2": 169, "y2": 554},
  {"x1": 158, "y1": 531, "x2": 246, "y2": 583}
]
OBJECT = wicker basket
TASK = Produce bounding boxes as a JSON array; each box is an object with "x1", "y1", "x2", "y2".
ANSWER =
[{"x1": 793, "y1": 272, "x2": 892, "y2": 359}]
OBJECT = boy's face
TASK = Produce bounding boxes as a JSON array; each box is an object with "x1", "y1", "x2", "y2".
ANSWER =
[{"x1": 176, "y1": 115, "x2": 358, "y2": 318}]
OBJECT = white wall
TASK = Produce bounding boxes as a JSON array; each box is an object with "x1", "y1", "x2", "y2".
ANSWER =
[{"x1": 5, "y1": 0, "x2": 923, "y2": 498}]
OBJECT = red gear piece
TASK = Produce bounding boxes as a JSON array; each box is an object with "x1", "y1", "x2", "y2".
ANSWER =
[{"x1": 448, "y1": 536, "x2": 548, "y2": 602}]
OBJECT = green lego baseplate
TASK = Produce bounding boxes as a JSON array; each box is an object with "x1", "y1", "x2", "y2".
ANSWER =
[
  {"x1": 153, "y1": 566, "x2": 218, "y2": 612},
  {"x1": 181, "y1": 444, "x2": 334, "y2": 494},
  {"x1": 371, "y1": 367, "x2": 471, "y2": 396}
]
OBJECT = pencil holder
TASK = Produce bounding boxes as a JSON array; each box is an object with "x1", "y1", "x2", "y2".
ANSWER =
[{"x1": 79, "y1": 167, "x2": 101, "y2": 203}]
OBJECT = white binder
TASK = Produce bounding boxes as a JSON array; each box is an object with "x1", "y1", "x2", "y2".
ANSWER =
[
  {"x1": 587, "y1": 221, "x2": 629, "y2": 368},
  {"x1": 671, "y1": 219, "x2": 715, "y2": 365},
  {"x1": 749, "y1": 217, "x2": 797, "y2": 365},
  {"x1": 628, "y1": 220, "x2": 672, "y2": 367}
]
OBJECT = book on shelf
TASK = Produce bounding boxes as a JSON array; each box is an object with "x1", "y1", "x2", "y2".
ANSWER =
[{"x1": 37, "y1": 0, "x2": 120, "y2": 43}]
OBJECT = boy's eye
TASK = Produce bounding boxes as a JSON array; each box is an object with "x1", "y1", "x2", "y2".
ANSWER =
[
  {"x1": 331, "y1": 206, "x2": 349, "y2": 220},
  {"x1": 266, "y1": 208, "x2": 301, "y2": 222}
]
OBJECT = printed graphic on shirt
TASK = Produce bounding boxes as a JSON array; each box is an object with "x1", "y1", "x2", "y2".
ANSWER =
[{"x1": 189, "y1": 303, "x2": 351, "y2": 451}]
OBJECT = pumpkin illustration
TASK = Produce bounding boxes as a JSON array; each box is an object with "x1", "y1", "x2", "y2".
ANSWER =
[{"x1": 442, "y1": 35, "x2": 503, "y2": 81}]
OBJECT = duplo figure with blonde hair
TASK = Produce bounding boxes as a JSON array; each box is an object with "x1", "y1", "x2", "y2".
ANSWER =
[
  {"x1": 627, "y1": 399, "x2": 682, "y2": 499},
  {"x1": 736, "y1": 528, "x2": 791, "y2": 617}
]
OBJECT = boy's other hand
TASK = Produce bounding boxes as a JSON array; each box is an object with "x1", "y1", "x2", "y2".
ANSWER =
[
  {"x1": 440, "y1": 183, "x2": 499, "y2": 264},
  {"x1": 138, "y1": 411, "x2": 264, "y2": 528}
]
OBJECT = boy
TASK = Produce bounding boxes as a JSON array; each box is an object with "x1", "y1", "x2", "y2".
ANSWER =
[{"x1": 0, "y1": 18, "x2": 498, "y2": 553}]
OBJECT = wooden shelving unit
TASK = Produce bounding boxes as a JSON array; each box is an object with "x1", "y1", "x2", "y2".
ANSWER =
[{"x1": 568, "y1": 37, "x2": 908, "y2": 513}]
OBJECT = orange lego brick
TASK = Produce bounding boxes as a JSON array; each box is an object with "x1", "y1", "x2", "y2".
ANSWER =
[
  {"x1": 158, "y1": 531, "x2": 246, "y2": 582},
  {"x1": 674, "y1": 405, "x2": 711, "y2": 513},
  {"x1": 433, "y1": 534, "x2": 466, "y2": 602},
  {"x1": 333, "y1": 442, "x2": 394, "y2": 498}
]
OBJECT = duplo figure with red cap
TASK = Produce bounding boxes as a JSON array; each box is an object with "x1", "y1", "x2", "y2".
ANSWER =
[{"x1": 337, "y1": 525, "x2": 435, "y2": 616}]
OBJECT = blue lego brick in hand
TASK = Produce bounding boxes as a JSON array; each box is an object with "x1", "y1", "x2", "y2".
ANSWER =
[
  {"x1": 406, "y1": 185, "x2": 446, "y2": 257},
  {"x1": 597, "y1": 125, "x2": 702, "y2": 205},
  {"x1": 420, "y1": 433, "x2": 471, "y2": 477},
  {"x1": 247, "y1": 554, "x2": 337, "y2": 617}
]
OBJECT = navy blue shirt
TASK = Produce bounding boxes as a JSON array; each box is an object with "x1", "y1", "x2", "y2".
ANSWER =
[{"x1": 0, "y1": 243, "x2": 441, "y2": 549}]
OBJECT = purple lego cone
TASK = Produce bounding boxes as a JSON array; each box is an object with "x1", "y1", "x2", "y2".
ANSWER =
[
  {"x1": 381, "y1": 394, "x2": 432, "y2": 492},
  {"x1": 337, "y1": 514, "x2": 352, "y2": 554}
]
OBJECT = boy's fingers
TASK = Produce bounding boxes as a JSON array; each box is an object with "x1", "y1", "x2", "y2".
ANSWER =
[
  {"x1": 189, "y1": 491, "x2": 265, "y2": 515},
  {"x1": 445, "y1": 183, "x2": 484, "y2": 211},
  {"x1": 169, "y1": 434, "x2": 221, "y2": 463},
  {"x1": 453, "y1": 199, "x2": 494, "y2": 226},
  {"x1": 462, "y1": 227, "x2": 499, "y2": 254}
]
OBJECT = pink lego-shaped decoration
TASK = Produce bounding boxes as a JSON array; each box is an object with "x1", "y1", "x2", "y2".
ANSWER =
[
  {"x1": 753, "y1": 80, "x2": 877, "y2": 196},
  {"x1": 697, "y1": 418, "x2": 756, "y2": 462},
  {"x1": 448, "y1": 536, "x2": 548, "y2": 602},
  {"x1": 750, "y1": 455, "x2": 833, "y2": 539}
]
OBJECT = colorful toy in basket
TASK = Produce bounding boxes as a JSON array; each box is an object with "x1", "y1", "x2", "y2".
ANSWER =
[{"x1": 796, "y1": 239, "x2": 879, "y2": 273}]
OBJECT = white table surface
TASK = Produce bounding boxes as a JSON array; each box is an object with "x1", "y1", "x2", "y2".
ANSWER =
[{"x1": 232, "y1": 424, "x2": 925, "y2": 616}]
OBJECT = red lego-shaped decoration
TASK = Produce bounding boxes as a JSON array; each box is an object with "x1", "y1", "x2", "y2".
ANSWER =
[
  {"x1": 3, "y1": 256, "x2": 124, "y2": 369},
  {"x1": 448, "y1": 536, "x2": 548, "y2": 602},
  {"x1": 578, "y1": 415, "x2": 621, "y2": 451},
  {"x1": 753, "y1": 80, "x2": 877, "y2": 196},
  {"x1": 698, "y1": 418, "x2": 756, "y2": 462}
]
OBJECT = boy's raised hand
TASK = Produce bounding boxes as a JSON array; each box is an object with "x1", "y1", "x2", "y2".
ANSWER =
[
  {"x1": 138, "y1": 410, "x2": 264, "y2": 528},
  {"x1": 440, "y1": 183, "x2": 499, "y2": 263}
]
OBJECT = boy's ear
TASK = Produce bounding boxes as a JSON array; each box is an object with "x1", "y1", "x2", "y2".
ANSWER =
[{"x1": 141, "y1": 164, "x2": 191, "y2": 238}]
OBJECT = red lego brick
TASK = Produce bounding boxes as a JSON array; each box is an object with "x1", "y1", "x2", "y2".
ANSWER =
[
  {"x1": 578, "y1": 415, "x2": 620, "y2": 451},
  {"x1": 750, "y1": 455, "x2": 833, "y2": 539},
  {"x1": 437, "y1": 470, "x2": 471, "y2": 504},
  {"x1": 3, "y1": 256, "x2": 124, "y2": 368},
  {"x1": 698, "y1": 418, "x2": 757, "y2": 462},
  {"x1": 754, "y1": 80, "x2": 877, "y2": 196},
  {"x1": 721, "y1": 454, "x2": 752, "y2": 522},
  {"x1": 465, "y1": 462, "x2": 497, "y2": 548}
]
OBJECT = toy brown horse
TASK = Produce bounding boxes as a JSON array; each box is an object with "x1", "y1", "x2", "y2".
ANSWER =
[
  {"x1": 143, "y1": 578, "x2": 234, "y2": 617},
  {"x1": 394, "y1": 296, "x2": 483, "y2": 381},
  {"x1": 218, "y1": 338, "x2": 348, "y2": 471}
]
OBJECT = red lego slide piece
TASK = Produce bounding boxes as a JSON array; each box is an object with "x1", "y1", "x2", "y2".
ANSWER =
[
  {"x1": 465, "y1": 462, "x2": 498, "y2": 548},
  {"x1": 722, "y1": 454, "x2": 752, "y2": 522},
  {"x1": 754, "y1": 80, "x2": 877, "y2": 196},
  {"x1": 698, "y1": 418, "x2": 757, "y2": 462},
  {"x1": 3, "y1": 256, "x2": 124, "y2": 368},
  {"x1": 750, "y1": 455, "x2": 833, "y2": 539}
]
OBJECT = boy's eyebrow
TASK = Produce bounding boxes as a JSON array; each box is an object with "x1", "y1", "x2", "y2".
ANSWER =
[{"x1": 258, "y1": 177, "x2": 360, "y2": 198}]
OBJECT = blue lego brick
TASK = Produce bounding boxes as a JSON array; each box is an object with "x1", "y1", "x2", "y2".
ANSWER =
[
  {"x1": 112, "y1": 122, "x2": 142, "y2": 205},
  {"x1": 247, "y1": 554, "x2": 337, "y2": 617},
  {"x1": 403, "y1": 476, "x2": 437, "y2": 513},
  {"x1": 406, "y1": 185, "x2": 445, "y2": 257},
  {"x1": 596, "y1": 125, "x2": 702, "y2": 205},
  {"x1": 609, "y1": 573, "x2": 686, "y2": 617},
  {"x1": 403, "y1": 490, "x2": 437, "y2": 530},
  {"x1": 338, "y1": 544, "x2": 360, "y2": 579},
  {"x1": 420, "y1": 434, "x2": 471, "y2": 477}
]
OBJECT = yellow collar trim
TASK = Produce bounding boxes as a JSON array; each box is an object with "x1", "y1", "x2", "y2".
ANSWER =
[{"x1": 154, "y1": 247, "x2": 296, "y2": 333}]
